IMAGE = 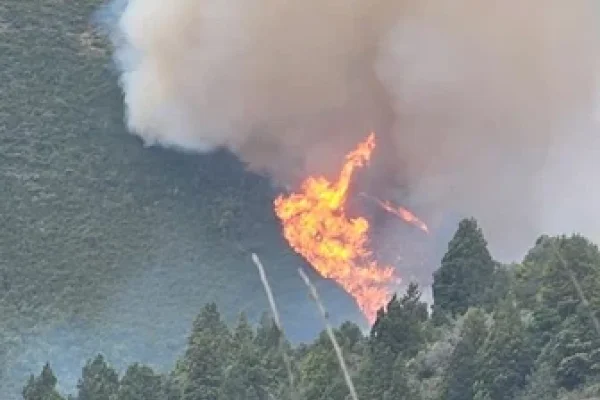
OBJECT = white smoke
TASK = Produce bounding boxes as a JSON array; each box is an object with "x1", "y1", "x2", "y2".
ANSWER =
[{"x1": 101, "y1": 0, "x2": 600, "y2": 259}]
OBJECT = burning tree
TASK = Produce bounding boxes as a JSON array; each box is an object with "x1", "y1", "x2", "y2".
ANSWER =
[{"x1": 273, "y1": 133, "x2": 428, "y2": 323}]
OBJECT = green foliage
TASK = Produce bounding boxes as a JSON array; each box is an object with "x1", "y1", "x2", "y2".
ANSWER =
[
  {"x1": 474, "y1": 299, "x2": 535, "y2": 400},
  {"x1": 218, "y1": 313, "x2": 270, "y2": 400},
  {"x1": 298, "y1": 339, "x2": 343, "y2": 400},
  {"x1": 183, "y1": 304, "x2": 231, "y2": 400},
  {"x1": 3, "y1": 0, "x2": 598, "y2": 397},
  {"x1": 356, "y1": 283, "x2": 429, "y2": 399},
  {"x1": 516, "y1": 362, "x2": 558, "y2": 400},
  {"x1": 522, "y1": 235, "x2": 600, "y2": 391},
  {"x1": 117, "y1": 364, "x2": 162, "y2": 400},
  {"x1": 534, "y1": 236, "x2": 600, "y2": 321},
  {"x1": 22, "y1": 363, "x2": 64, "y2": 400},
  {"x1": 433, "y1": 218, "x2": 496, "y2": 319},
  {"x1": 1, "y1": 1, "x2": 314, "y2": 395},
  {"x1": 371, "y1": 282, "x2": 429, "y2": 360},
  {"x1": 76, "y1": 355, "x2": 119, "y2": 400},
  {"x1": 297, "y1": 324, "x2": 364, "y2": 400},
  {"x1": 18, "y1": 225, "x2": 600, "y2": 400},
  {"x1": 252, "y1": 313, "x2": 293, "y2": 397},
  {"x1": 442, "y1": 308, "x2": 488, "y2": 400},
  {"x1": 383, "y1": 357, "x2": 421, "y2": 400}
]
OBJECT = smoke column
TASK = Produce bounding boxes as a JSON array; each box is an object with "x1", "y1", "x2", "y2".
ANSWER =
[{"x1": 100, "y1": 0, "x2": 600, "y2": 259}]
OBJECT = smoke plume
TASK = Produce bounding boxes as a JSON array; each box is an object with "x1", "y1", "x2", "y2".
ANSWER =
[{"x1": 103, "y1": 0, "x2": 600, "y2": 259}]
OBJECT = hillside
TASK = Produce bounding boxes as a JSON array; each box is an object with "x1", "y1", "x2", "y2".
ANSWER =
[
  {"x1": 20, "y1": 222, "x2": 600, "y2": 400},
  {"x1": 0, "y1": 0, "x2": 370, "y2": 396},
  {"x1": 6, "y1": 2, "x2": 598, "y2": 400}
]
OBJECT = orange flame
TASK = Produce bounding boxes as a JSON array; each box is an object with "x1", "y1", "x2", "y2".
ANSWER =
[
  {"x1": 273, "y1": 133, "x2": 399, "y2": 323},
  {"x1": 359, "y1": 193, "x2": 429, "y2": 234}
]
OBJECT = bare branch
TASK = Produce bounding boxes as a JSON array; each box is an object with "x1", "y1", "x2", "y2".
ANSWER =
[
  {"x1": 298, "y1": 268, "x2": 360, "y2": 400},
  {"x1": 549, "y1": 241, "x2": 600, "y2": 336},
  {"x1": 251, "y1": 253, "x2": 297, "y2": 398}
]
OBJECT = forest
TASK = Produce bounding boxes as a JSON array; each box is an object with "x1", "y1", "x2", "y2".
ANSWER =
[
  {"x1": 2, "y1": 2, "x2": 599, "y2": 398},
  {"x1": 21, "y1": 218, "x2": 600, "y2": 400}
]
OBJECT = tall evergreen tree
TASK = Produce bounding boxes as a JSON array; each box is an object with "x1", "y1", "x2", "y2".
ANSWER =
[
  {"x1": 442, "y1": 308, "x2": 488, "y2": 400},
  {"x1": 76, "y1": 355, "x2": 119, "y2": 400},
  {"x1": 432, "y1": 218, "x2": 496, "y2": 319},
  {"x1": 356, "y1": 341, "x2": 394, "y2": 400},
  {"x1": 515, "y1": 362, "x2": 558, "y2": 400},
  {"x1": 474, "y1": 300, "x2": 534, "y2": 400},
  {"x1": 253, "y1": 313, "x2": 291, "y2": 396},
  {"x1": 359, "y1": 283, "x2": 429, "y2": 398},
  {"x1": 218, "y1": 314, "x2": 269, "y2": 400},
  {"x1": 254, "y1": 313, "x2": 281, "y2": 353},
  {"x1": 22, "y1": 363, "x2": 64, "y2": 400},
  {"x1": 182, "y1": 303, "x2": 231, "y2": 400},
  {"x1": 370, "y1": 282, "x2": 429, "y2": 359},
  {"x1": 534, "y1": 235, "x2": 600, "y2": 327},
  {"x1": 297, "y1": 326, "x2": 363, "y2": 400},
  {"x1": 383, "y1": 357, "x2": 421, "y2": 400},
  {"x1": 526, "y1": 235, "x2": 600, "y2": 390},
  {"x1": 117, "y1": 363, "x2": 162, "y2": 400}
]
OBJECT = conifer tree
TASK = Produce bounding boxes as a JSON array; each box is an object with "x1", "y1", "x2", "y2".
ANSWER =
[
  {"x1": 474, "y1": 300, "x2": 534, "y2": 400},
  {"x1": 117, "y1": 363, "x2": 162, "y2": 400},
  {"x1": 432, "y1": 218, "x2": 496, "y2": 319},
  {"x1": 383, "y1": 357, "x2": 420, "y2": 400},
  {"x1": 515, "y1": 362, "x2": 557, "y2": 400},
  {"x1": 253, "y1": 313, "x2": 290, "y2": 395},
  {"x1": 22, "y1": 363, "x2": 64, "y2": 400},
  {"x1": 182, "y1": 303, "x2": 231, "y2": 400},
  {"x1": 370, "y1": 282, "x2": 429, "y2": 359},
  {"x1": 442, "y1": 308, "x2": 488, "y2": 400},
  {"x1": 360, "y1": 283, "x2": 428, "y2": 399},
  {"x1": 76, "y1": 355, "x2": 119, "y2": 400},
  {"x1": 218, "y1": 313, "x2": 269, "y2": 400}
]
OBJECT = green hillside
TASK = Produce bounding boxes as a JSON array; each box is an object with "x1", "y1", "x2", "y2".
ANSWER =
[
  {"x1": 20, "y1": 222, "x2": 600, "y2": 400},
  {"x1": 0, "y1": 0, "x2": 367, "y2": 397}
]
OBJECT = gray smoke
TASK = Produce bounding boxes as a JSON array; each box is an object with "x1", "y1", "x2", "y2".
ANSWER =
[{"x1": 103, "y1": 0, "x2": 600, "y2": 259}]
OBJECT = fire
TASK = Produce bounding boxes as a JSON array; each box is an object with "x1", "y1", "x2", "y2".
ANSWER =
[
  {"x1": 359, "y1": 193, "x2": 429, "y2": 234},
  {"x1": 274, "y1": 132, "x2": 404, "y2": 323}
]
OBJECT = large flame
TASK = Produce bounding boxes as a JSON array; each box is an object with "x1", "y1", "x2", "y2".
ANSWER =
[{"x1": 274, "y1": 133, "x2": 403, "y2": 323}]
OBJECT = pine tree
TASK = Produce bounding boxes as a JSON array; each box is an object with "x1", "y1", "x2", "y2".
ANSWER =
[
  {"x1": 232, "y1": 313, "x2": 254, "y2": 352},
  {"x1": 22, "y1": 363, "x2": 64, "y2": 400},
  {"x1": 182, "y1": 303, "x2": 231, "y2": 400},
  {"x1": 359, "y1": 283, "x2": 428, "y2": 399},
  {"x1": 432, "y1": 218, "x2": 496, "y2": 319},
  {"x1": 383, "y1": 357, "x2": 420, "y2": 400},
  {"x1": 162, "y1": 373, "x2": 183, "y2": 400},
  {"x1": 356, "y1": 341, "x2": 394, "y2": 400},
  {"x1": 117, "y1": 363, "x2": 162, "y2": 400},
  {"x1": 253, "y1": 313, "x2": 290, "y2": 396},
  {"x1": 526, "y1": 235, "x2": 600, "y2": 390},
  {"x1": 534, "y1": 235, "x2": 600, "y2": 322},
  {"x1": 297, "y1": 332, "x2": 345, "y2": 400},
  {"x1": 474, "y1": 300, "x2": 534, "y2": 400},
  {"x1": 442, "y1": 308, "x2": 488, "y2": 400},
  {"x1": 515, "y1": 362, "x2": 558, "y2": 400},
  {"x1": 76, "y1": 355, "x2": 119, "y2": 400},
  {"x1": 254, "y1": 313, "x2": 281, "y2": 353},
  {"x1": 370, "y1": 282, "x2": 429, "y2": 360},
  {"x1": 218, "y1": 313, "x2": 269, "y2": 400}
]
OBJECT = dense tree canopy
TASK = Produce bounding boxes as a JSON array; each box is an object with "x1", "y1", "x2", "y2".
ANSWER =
[
  {"x1": 432, "y1": 218, "x2": 496, "y2": 320},
  {"x1": 18, "y1": 219, "x2": 600, "y2": 400}
]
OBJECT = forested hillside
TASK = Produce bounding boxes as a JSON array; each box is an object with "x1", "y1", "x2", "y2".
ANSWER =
[
  {"x1": 2, "y1": 1, "x2": 599, "y2": 400},
  {"x1": 0, "y1": 0, "x2": 366, "y2": 397},
  {"x1": 22, "y1": 219, "x2": 600, "y2": 400}
]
